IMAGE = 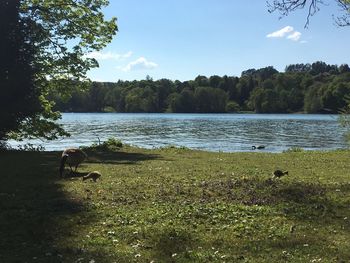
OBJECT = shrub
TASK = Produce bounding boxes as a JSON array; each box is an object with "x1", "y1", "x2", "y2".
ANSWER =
[
  {"x1": 85, "y1": 137, "x2": 123, "y2": 151},
  {"x1": 226, "y1": 101, "x2": 240, "y2": 112}
]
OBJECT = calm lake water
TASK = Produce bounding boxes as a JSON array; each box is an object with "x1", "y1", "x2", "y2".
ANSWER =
[{"x1": 9, "y1": 113, "x2": 349, "y2": 152}]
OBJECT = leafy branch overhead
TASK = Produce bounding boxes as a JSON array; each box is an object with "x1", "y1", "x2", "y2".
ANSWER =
[
  {"x1": 0, "y1": 0, "x2": 117, "y2": 143},
  {"x1": 21, "y1": 0, "x2": 118, "y2": 82},
  {"x1": 267, "y1": 0, "x2": 350, "y2": 27}
]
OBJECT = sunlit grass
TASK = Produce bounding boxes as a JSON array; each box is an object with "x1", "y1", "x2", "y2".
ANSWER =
[{"x1": 0, "y1": 147, "x2": 349, "y2": 262}]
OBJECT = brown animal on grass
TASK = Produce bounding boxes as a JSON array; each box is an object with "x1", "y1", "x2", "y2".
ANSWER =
[{"x1": 59, "y1": 148, "x2": 87, "y2": 177}]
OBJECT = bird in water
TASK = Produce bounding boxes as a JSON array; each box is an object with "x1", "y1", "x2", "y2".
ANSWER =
[
  {"x1": 252, "y1": 145, "x2": 265, "y2": 150},
  {"x1": 272, "y1": 169, "x2": 288, "y2": 179},
  {"x1": 83, "y1": 171, "x2": 102, "y2": 182},
  {"x1": 59, "y1": 148, "x2": 87, "y2": 177}
]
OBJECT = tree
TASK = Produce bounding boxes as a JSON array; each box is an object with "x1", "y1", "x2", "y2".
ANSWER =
[
  {"x1": 226, "y1": 101, "x2": 240, "y2": 113},
  {"x1": 285, "y1": 63, "x2": 312, "y2": 73},
  {"x1": 268, "y1": 0, "x2": 350, "y2": 27},
  {"x1": 209, "y1": 75, "x2": 222, "y2": 89},
  {"x1": 125, "y1": 87, "x2": 159, "y2": 113},
  {"x1": 321, "y1": 77, "x2": 350, "y2": 112},
  {"x1": 195, "y1": 87, "x2": 228, "y2": 113},
  {"x1": 194, "y1": 75, "x2": 209, "y2": 87},
  {"x1": 275, "y1": 73, "x2": 305, "y2": 112},
  {"x1": 255, "y1": 66, "x2": 279, "y2": 83},
  {"x1": 155, "y1": 79, "x2": 175, "y2": 112},
  {"x1": 0, "y1": 0, "x2": 44, "y2": 142},
  {"x1": 21, "y1": 0, "x2": 117, "y2": 82},
  {"x1": 248, "y1": 87, "x2": 282, "y2": 113},
  {"x1": 1, "y1": 0, "x2": 117, "y2": 142},
  {"x1": 339, "y1": 64, "x2": 350, "y2": 74},
  {"x1": 168, "y1": 89, "x2": 196, "y2": 113},
  {"x1": 304, "y1": 83, "x2": 324, "y2": 113},
  {"x1": 237, "y1": 75, "x2": 255, "y2": 106}
]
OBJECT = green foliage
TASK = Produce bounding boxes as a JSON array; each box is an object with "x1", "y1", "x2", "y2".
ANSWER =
[
  {"x1": 84, "y1": 137, "x2": 123, "y2": 151},
  {"x1": 195, "y1": 86, "x2": 228, "y2": 113},
  {"x1": 304, "y1": 83, "x2": 324, "y2": 113},
  {"x1": 21, "y1": 0, "x2": 117, "y2": 82},
  {"x1": 339, "y1": 94, "x2": 350, "y2": 144},
  {"x1": 248, "y1": 87, "x2": 282, "y2": 113},
  {"x1": 168, "y1": 89, "x2": 196, "y2": 113},
  {"x1": 125, "y1": 87, "x2": 158, "y2": 113},
  {"x1": 321, "y1": 77, "x2": 350, "y2": 113},
  {"x1": 102, "y1": 106, "x2": 116, "y2": 113},
  {"x1": 226, "y1": 101, "x2": 240, "y2": 112},
  {"x1": 0, "y1": 0, "x2": 117, "y2": 142},
  {"x1": 50, "y1": 62, "x2": 350, "y2": 114}
]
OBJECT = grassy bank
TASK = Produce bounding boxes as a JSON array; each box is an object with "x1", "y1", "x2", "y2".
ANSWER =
[{"x1": 0, "y1": 146, "x2": 349, "y2": 262}]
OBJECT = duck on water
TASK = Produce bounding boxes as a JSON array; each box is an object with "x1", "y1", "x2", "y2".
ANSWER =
[{"x1": 252, "y1": 145, "x2": 265, "y2": 150}]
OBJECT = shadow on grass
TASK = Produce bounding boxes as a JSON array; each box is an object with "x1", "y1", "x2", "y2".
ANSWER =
[
  {"x1": 0, "y1": 150, "x2": 110, "y2": 262},
  {"x1": 151, "y1": 228, "x2": 195, "y2": 262},
  {"x1": 85, "y1": 149, "x2": 162, "y2": 165},
  {"x1": 62, "y1": 170, "x2": 90, "y2": 179}
]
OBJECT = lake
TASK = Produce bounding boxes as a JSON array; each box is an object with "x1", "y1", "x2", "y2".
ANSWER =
[{"x1": 8, "y1": 113, "x2": 349, "y2": 152}]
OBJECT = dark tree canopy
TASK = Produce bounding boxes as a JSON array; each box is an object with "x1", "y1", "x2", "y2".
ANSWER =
[
  {"x1": 0, "y1": 0, "x2": 41, "y2": 141},
  {"x1": 268, "y1": 0, "x2": 350, "y2": 27}
]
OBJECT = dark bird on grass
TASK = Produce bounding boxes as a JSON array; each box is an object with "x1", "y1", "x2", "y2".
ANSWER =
[
  {"x1": 273, "y1": 169, "x2": 288, "y2": 179},
  {"x1": 59, "y1": 148, "x2": 87, "y2": 177},
  {"x1": 83, "y1": 171, "x2": 101, "y2": 182},
  {"x1": 252, "y1": 145, "x2": 265, "y2": 150}
]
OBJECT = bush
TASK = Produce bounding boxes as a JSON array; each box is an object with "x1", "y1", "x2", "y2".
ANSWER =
[
  {"x1": 103, "y1": 106, "x2": 116, "y2": 113},
  {"x1": 85, "y1": 137, "x2": 123, "y2": 151},
  {"x1": 226, "y1": 101, "x2": 240, "y2": 112}
]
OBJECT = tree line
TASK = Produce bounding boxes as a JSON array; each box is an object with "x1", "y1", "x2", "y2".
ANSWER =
[{"x1": 50, "y1": 61, "x2": 350, "y2": 114}]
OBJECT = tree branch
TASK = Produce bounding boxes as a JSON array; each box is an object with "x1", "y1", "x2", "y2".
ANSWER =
[{"x1": 267, "y1": 0, "x2": 325, "y2": 27}]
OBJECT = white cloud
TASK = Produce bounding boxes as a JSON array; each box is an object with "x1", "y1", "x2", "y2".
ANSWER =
[
  {"x1": 84, "y1": 51, "x2": 133, "y2": 60},
  {"x1": 121, "y1": 57, "x2": 158, "y2": 72},
  {"x1": 287, "y1": 31, "x2": 301, "y2": 41},
  {"x1": 267, "y1": 26, "x2": 304, "y2": 42},
  {"x1": 266, "y1": 26, "x2": 294, "y2": 38}
]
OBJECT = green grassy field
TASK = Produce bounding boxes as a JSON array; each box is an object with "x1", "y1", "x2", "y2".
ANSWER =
[{"x1": 0, "y1": 145, "x2": 349, "y2": 262}]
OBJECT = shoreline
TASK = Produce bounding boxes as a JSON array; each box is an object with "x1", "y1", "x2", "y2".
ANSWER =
[{"x1": 59, "y1": 111, "x2": 342, "y2": 115}]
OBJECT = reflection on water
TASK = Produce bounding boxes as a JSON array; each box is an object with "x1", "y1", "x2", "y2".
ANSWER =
[{"x1": 8, "y1": 113, "x2": 349, "y2": 152}]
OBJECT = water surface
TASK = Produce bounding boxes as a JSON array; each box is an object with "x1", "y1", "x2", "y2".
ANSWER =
[{"x1": 9, "y1": 113, "x2": 348, "y2": 152}]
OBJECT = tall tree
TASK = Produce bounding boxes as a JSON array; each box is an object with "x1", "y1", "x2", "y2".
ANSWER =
[
  {"x1": 1, "y1": 0, "x2": 117, "y2": 142},
  {"x1": 0, "y1": 0, "x2": 43, "y2": 143}
]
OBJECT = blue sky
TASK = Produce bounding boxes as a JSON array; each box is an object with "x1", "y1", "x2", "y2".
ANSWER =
[{"x1": 86, "y1": 0, "x2": 350, "y2": 82}]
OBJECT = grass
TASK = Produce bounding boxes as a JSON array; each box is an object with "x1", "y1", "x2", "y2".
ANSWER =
[{"x1": 0, "y1": 146, "x2": 349, "y2": 262}]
